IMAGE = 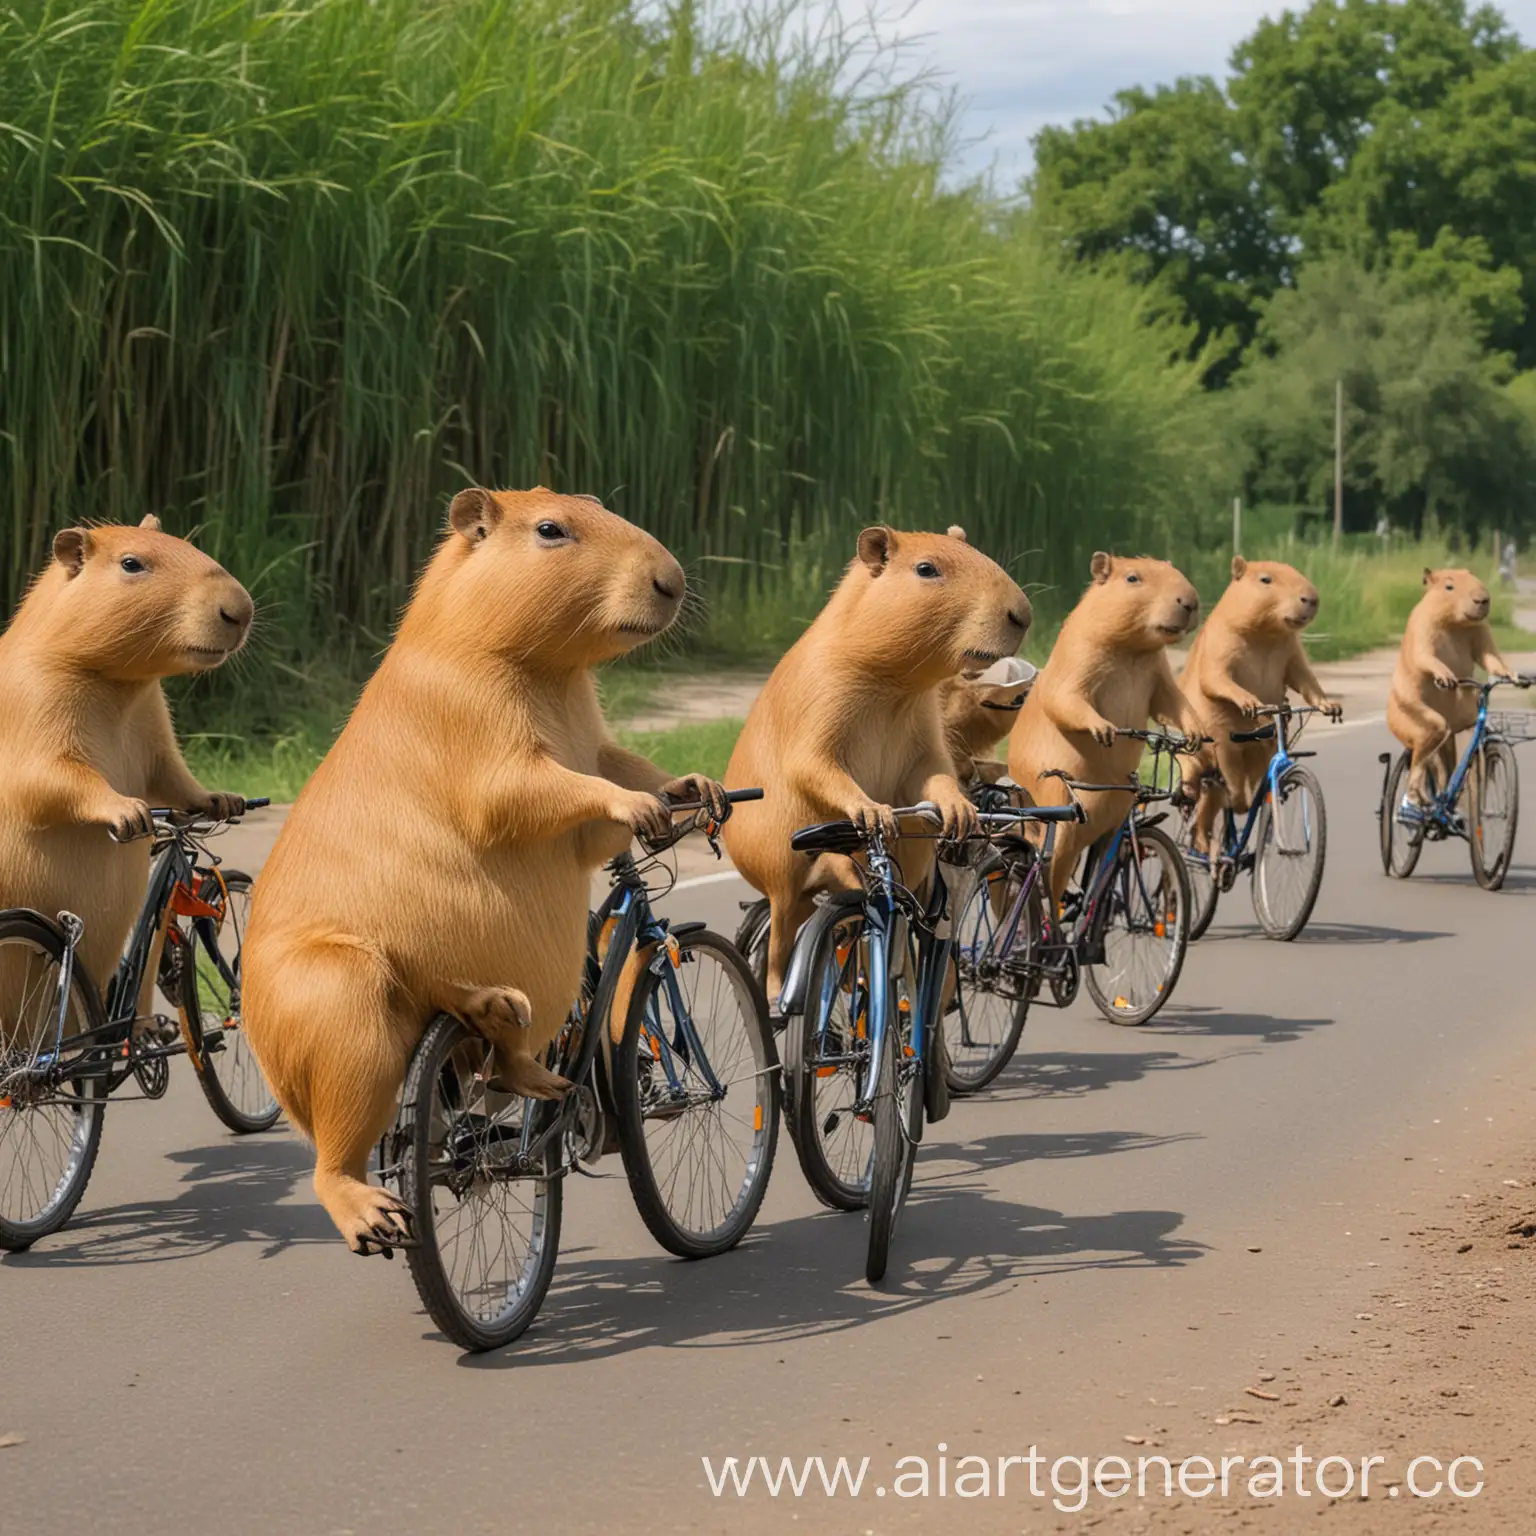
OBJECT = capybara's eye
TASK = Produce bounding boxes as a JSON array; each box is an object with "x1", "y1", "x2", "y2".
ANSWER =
[
  {"x1": 1445, "y1": 583, "x2": 1455, "y2": 591},
  {"x1": 119, "y1": 555, "x2": 146, "y2": 575},
  {"x1": 1125, "y1": 573, "x2": 1141, "y2": 585},
  {"x1": 535, "y1": 521, "x2": 569, "y2": 543},
  {"x1": 1259, "y1": 574, "x2": 1272, "y2": 585},
  {"x1": 914, "y1": 561, "x2": 941, "y2": 580}
]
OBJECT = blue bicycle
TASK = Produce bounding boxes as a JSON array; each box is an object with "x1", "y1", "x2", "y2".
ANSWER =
[
  {"x1": 1379, "y1": 676, "x2": 1536, "y2": 891},
  {"x1": 776, "y1": 800, "x2": 1080, "y2": 1283},
  {"x1": 1176, "y1": 704, "x2": 1332, "y2": 942}
]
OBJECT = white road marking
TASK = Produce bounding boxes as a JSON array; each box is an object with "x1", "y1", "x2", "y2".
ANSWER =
[{"x1": 672, "y1": 869, "x2": 750, "y2": 893}]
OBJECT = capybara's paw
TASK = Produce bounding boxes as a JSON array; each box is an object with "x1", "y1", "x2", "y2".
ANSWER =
[
  {"x1": 489, "y1": 1053, "x2": 572, "y2": 1101},
  {"x1": 661, "y1": 774, "x2": 728, "y2": 822},
  {"x1": 324, "y1": 1180, "x2": 416, "y2": 1258},
  {"x1": 848, "y1": 797, "x2": 898, "y2": 842},
  {"x1": 610, "y1": 789, "x2": 672, "y2": 841},
  {"x1": 458, "y1": 985, "x2": 533, "y2": 1035},
  {"x1": 929, "y1": 786, "x2": 976, "y2": 840},
  {"x1": 105, "y1": 795, "x2": 155, "y2": 843},
  {"x1": 196, "y1": 790, "x2": 247, "y2": 822}
]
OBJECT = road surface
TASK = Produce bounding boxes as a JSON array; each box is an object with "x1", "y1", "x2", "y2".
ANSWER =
[{"x1": 5, "y1": 707, "x2": 1536, "y2": 1533}]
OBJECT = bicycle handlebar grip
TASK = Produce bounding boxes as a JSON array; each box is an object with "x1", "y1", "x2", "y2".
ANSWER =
[
  {"x1": 725, "y1": 788, "x2": 764, "y2": 804},
  {"x1": 245, "y1": 796, "x2": 272, "y2": 810}
]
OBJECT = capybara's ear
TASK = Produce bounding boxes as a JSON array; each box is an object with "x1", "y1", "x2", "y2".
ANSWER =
[
  {"x1": 139, "y1": 514, "x2": 162, "y2": 532},
  {"x1": 1090, "y1": 551, "x2": 1113, "y2": 584},
  {"x1": 1231, "y1": 556, "x2": 1247, "y2": 581},
  {"x1": 449, "y1": 487, "x2": 501, "y2": 545},
  {"x1": 857, "y1": 525, "x2": 896, "y2": 573},
  {"x1": 53, "y1": 528, "x2": 92, "y2": 576},
  {"x1": 1423, "y1": 567, "x2": 1435, "y2": 586},
  {"x1": 947, "y1": 525, "x2": 969, "y2": 543}
]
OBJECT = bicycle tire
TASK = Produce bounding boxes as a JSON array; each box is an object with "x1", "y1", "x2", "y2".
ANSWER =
[
  {"x1": 177, "y1": 871, "x2": 281, "y2": 1134},
  {"x1": 1082, "y1": 822, "x2": 1190, "y2": 1027},
  {"x1": 1174, "y1": 807, "x2": 1220, "y2": 941},
  {"x1": 1469, "y1": 738, "x2": 1519, "y2": 891},
  {"x1": 613, "y1": 930, "x2": 780, "y2": 1258},
  {"x1": 787, "y1": 911, "x2": 875, "y2": 1211},
  {"x1": 733, "y1": 898, "x2": 771, "y2": 992},
  {"x1": 1251, "y1": 766, "x2": 1327, "y2": 941},
  {"x1": 0, "y1": 910, "x2": 107, "y2": 1251},
  {"x1": 1380, "y1": 751, "x2": 1426, "y2": 879},
  {"x1": 865, "y1": 1022, "x2": 923, "y2": 1286},
  {"x1": 398, "y1": 1013, "x2": 562, "y2": 1353},
  {"x1": 944, "y1": 852, "x2": 1035, "y2": 1094}
]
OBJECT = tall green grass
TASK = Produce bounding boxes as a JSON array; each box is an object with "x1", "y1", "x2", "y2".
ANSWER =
[{"x1": 1, "y1": 0, "x2": 1216, "y2": 721}]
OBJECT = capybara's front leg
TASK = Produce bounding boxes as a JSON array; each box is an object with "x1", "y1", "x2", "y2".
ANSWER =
[{"x1": 431, "y1": 981, "x2": 570, "y2": 1101}]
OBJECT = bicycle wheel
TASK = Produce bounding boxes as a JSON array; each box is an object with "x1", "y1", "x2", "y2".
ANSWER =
[
  {"x1": 1251, "y1": 766, "x2": 1328, "y2": 940},
  {"x1": 1469, "y1": 738, "x2": 1519, "y2": 891},
  {"x1": 174, "y1": 871, "x2": 281, "y2": 1134},
  {"x1": 1173, "y1": 808, "x2": 1220, "y2": 942},
  {"x1": 613, "y1": 930, "x2": 780, "y2": 1258},
  {"x1": 864, "y1": 1017, "x2": 923, "y2": 1286},
  {"x1": 1083, "y1": 823, "x2": 1190, "y2": 1027},
  {"x1": 0, "y1": 911, "x2": 106, "y2": 1251},
  {"x1": 733, "y1": 898, "x2": 771, "y2": 993},
  {"x1": 1380, "y1": 750, "x2": 1428, "y2": 878},
  {"x1": 396, "y1": 1014, "x2": 561, "y2": 1352},
  {"x1": 944, "y1": 851, "x2": 1036, "y2": 1094},
  {"x1": 787, "y1": 912, "x2": 875, "y2": 1211}
]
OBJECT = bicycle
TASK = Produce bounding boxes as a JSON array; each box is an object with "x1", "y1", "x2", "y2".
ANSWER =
[
  {"x1": 1174, "y1": 704, "x2": 1333, "y2": 942},
  {"x1": 0, "y1": 799, "x2": 277, "y2": 1251},
  {"x1": 1378, "y1": 675, "x2": 1536, "y2": 891},
  {"x1": 378, "y1": 788, "x2": 779, "y2": 1352}
]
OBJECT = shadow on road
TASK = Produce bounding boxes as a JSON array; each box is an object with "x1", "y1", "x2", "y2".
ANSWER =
[
  {"x1": 458, "y1": 1188, "x2": 1206, "y2": 1369},
  {"x1": 0, "y1": 1135, "x2": 325, "y2": 1267},
  {"x1": 1414, "y1": 867, "x2": 1536, "y2": 895},
  {"x1": 927, "y1": 1127, "x2": 1201, "y2": 1178},
  {"x1": 1206, "y1": 921, "x2": 1451, "y2": 945},
  {"x1": 984, "y1": 1047, "x2": 1211, "y2": 1104},
  {"x1": 1142, "y1": 1005, "x2": 1332, "y2": 1044}
]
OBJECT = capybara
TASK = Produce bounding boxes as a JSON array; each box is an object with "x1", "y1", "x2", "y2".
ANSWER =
[
  {"x1": 722, "y1": 525, "x2": 1030, "y2": 1001},
  {"x1": 0, "y1": 516, "x2": 251, "y2": 1025},
  {"x1": 241, "y1": 488, "x2": 723, "y2": 1253},
  {"x1": 1388, "y1": 568, "x2": 1514, "y2": 803},
  {"x1": 940, "y1": 656, "x2": 1038, "y2": 787},
  {"x1": 1008, "y1": 552, "x2": 1203, "y2": 903},
  {"x1": 1179, "y1": 557, "x2": 1340, "y2": 851}
]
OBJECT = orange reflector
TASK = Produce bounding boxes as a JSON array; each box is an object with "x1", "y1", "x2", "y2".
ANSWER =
[
  {"x1": 0, "y1": 1097, "x2": 11, "y2": 1111},
  {"x1": 168, "y1": 883, "x2": 222, "y2": 920},
  {"x1": 753, "y1": 1104, "x2": 763, "y2": 1131},
  {"x1": 1114, "y1": 996, "x2": 1129, "y2": 1009},
  {"x1": 1154, "y1": 922, "x2": 1165, "y2": 938},
  {"x1": 816, "y1": 1066, "x2": 838, "y2": 1078}
]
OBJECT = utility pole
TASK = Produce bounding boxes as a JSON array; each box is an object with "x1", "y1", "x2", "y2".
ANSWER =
[
  {"x1": 1233, "y1": 497, "x2": 1242, "y2": 559},
  {"x1": 1333, "y1": 377, "x2": 1344, "y2": 547}
]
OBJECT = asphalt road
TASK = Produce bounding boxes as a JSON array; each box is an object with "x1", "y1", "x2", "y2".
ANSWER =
[{"x1": 5, "y1": 712, "x2": 1536, "y2": 1535}]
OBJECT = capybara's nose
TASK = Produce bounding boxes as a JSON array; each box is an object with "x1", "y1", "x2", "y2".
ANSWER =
[
  {"x1": 1007, "y1": 607, "x2": 1029, "y2": 632},
  {"x1": 653, "y1": 576, "x2": 681, "y2": 603},
  {"x1": 219, "y1": 587, "x2": 255, "y2": 635}
]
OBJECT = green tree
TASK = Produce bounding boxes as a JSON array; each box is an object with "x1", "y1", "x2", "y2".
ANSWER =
[{"x1": 1233, "y1": 260, "x2": 1536, "y2": 537}]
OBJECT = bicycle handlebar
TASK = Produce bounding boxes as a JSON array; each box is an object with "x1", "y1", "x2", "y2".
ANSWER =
[{"x1": 634, "y1": 786, "x2": 763, "y2": 854}]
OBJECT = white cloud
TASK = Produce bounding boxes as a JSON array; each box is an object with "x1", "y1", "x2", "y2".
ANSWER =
[{"x1": 874, "y1": 0, "x2": 1536, "y2": 182}]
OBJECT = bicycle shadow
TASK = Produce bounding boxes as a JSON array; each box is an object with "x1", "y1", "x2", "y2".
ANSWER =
[
  {"x1": 981, "y1": 1048, "x2": 1212, "y2": 1103},
  {"x1": 456, "y1": 1188, "x2": 1207, "y2": 1369},
  {"x1": 0, "y1": 1134, "x2": 327, "y2": 1267},
  {"x1": 1413, "y1": 867, "x2": 1536, "y2": 895},
  {"x1": 925, "y1": 1127, "x2": 1202, "y2": 1178},
  {"x1": 1137, "y1": 1005, "x2": 1333, "y2": 1044},
  {"x1": 1204, "y1": 921, "x2": 1451, "y2": 945}
]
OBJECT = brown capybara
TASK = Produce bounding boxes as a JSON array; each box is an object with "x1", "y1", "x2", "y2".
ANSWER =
[
  {"x1": 1179, "y1": 557, "x2": 1340, "y2": 852},
  {"x1": 1007, "y1": 552, "x2": 1203, "y2": 903},
  {"x1": 1388, "y1": 568, "x2": 1514, "y2": 803},
  {"x1": 722, "y1": 525, "x2": 1030, "y2": 1001},
  {"x1": 940, "y1": 656, "x2": 1038, "y2": 788},
  {"x1": 241, "y1": 488, "x2": 724, "y2": 1254},
  {"x1": 0, "y1": 517, "x2": 251, "y2": 1023}
]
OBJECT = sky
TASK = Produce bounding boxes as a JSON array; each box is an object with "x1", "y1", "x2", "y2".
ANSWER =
[{"x1": 879, "y1": 0, "x2": 1536, "y2": 183}]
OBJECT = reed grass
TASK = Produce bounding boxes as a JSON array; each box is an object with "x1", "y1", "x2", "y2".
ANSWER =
[{"x1": 1, "y1": 0, "x2": 1216, "y2": 712}]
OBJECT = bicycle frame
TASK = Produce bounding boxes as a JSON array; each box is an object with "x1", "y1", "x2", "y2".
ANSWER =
[
  {"x1": 1207, "y1": 710, "x2": 1310, "y2": 868},
  {"x1": 808, "y1": 834, "x2": 951, "y2": 1123}
]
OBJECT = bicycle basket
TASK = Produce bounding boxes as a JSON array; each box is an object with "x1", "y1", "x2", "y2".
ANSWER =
[{"x1": 1488, "y1": 710, "x2": 1536, "y2": 743}]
